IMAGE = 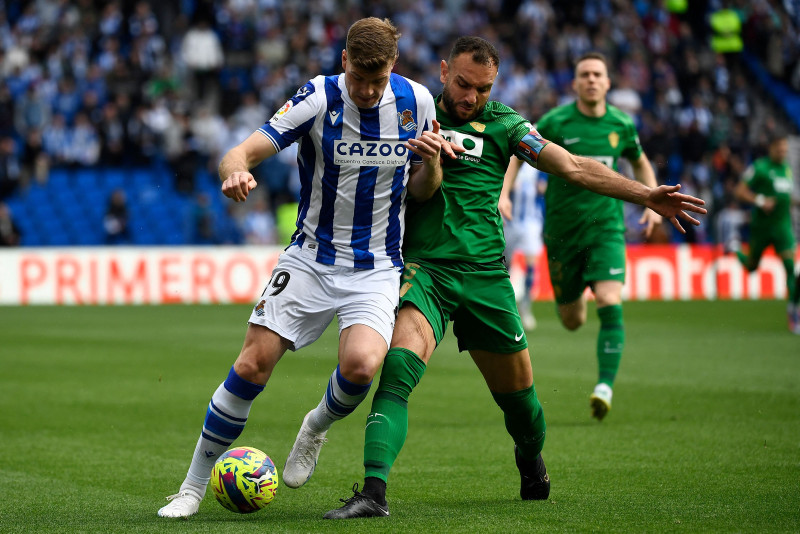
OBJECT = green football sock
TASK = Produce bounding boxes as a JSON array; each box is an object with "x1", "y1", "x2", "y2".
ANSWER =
[
  {"x1": 491, "y1": 385, "x2": 546, "y2": 462},
  {"x1": 363, "y1": 348, "x2": 426, "y2": 483},
  {"x1": 782, "y1": 258, "x2": 796, "y2": 304},
  {"x1": 597, "y1": 304, "x2": 624, "y2": 387}
]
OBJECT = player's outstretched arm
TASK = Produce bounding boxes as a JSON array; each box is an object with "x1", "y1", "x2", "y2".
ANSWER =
[
  {"x1": 537, "y1": 143, "x2": 706, "y2": 234},
  {"x1": 220, "y1": 132, "x2": 278, "y2": 202}
]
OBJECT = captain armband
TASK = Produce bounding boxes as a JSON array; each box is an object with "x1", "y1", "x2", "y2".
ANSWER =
[{"x1": 515, "y1": 129, "x2": 550, "y2": 168}]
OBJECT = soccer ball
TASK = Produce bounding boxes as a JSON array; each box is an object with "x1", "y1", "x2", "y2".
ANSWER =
[{"x1": 210, "y1": 446, "x2": 279, "y2": 513}]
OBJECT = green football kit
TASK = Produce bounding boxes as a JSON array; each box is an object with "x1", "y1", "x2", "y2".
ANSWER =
[
  {"x1": 738, "y1": 156, "x2": 796, "y2": 302},
  {"x1": 362, "y1": 98, "x2": 551, "y2": 487},
  {"x1": 535, "y1": 101, "x2": 642, "y2": 391},
  {"x1": 401, "y1": 98, "x2": 550, "y2": 353},
  {"x1": 535, "y1": 102, "x2": 643, "y2": 304}
]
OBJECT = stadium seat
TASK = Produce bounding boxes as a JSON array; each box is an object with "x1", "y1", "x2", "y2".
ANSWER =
[
  {"x1": 74, "y1": 168, "x2": 98, "y2": 190},
  {"x1": 103, "y1": 168, "x2": 127, "y2": 190}
]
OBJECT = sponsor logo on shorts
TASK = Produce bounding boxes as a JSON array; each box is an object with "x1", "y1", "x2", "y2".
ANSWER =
[
  {"x1": 609, "y1": 267, "x2": 625, "y2": 276},
  {"x1": 563, "y1": 137, "x2": 581, "y2": 145},
  {"x1": 255, "y1": 299, "x2": 266, "y2": 316},
  {"x1": 334, "y1": 141, "x2": 408, "y2": 166},
  {"x1": 514, "y1": 332, "x2": 524, "y2": 342}
]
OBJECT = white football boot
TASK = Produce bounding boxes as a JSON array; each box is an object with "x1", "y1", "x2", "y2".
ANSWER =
[
  {"x1": 589, "y1": 383, "x2": 613, "y2": 421},
  {"x1": 157, "y1": 490, "x2": 202, "y2": 518},
  {"x1": 283, "y1": 411, "x2": 328, "y2": 488}
]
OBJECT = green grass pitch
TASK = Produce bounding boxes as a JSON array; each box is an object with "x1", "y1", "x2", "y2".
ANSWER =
[{"x1": 1, "y1": 300, "x2": 798, "y2": 533}]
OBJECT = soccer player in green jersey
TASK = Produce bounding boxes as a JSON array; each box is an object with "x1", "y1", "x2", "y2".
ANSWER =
[
  {"x1": 323, "y1": 37, "x2": 706, "y2": 519},
  {"x1": 733, "y1": 131, "x2": 800, "y2": 333},
  {"x1": 531, "y1": 52, "x2": 661, "y2": 421}
]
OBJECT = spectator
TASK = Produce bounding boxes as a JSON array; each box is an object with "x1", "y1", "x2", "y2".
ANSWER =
[
  {"x1": 104, "y1": 189, "x2": 129, "y2": 244},
  {"x1": 180, "y1": 17, "x2": 224, "y2": 104},
  {"x1": 68, "y1": 112, "x2": 101, "y2": 167},
  {"x1": 14, "y1": 84, "x2": 51, "y2": 136},
  {"x1": 20, "y1": 128, "x2": 49, "y2": 187},
  {"x1": 0, "y1": 136, "x2": 21, "y2": 199},
  {"x1": 0, "y1": 201, "x2": 21, "y2": 246}
]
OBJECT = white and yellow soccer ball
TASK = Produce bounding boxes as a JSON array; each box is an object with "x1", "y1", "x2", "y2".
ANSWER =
[{"x1": 210, "y1": 446, "x2": 279, "y2": 513}]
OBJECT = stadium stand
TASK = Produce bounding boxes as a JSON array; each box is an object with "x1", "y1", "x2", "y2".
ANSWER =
[{"x1": 0, "y1": 0, "x2": 797, "y2": 247}]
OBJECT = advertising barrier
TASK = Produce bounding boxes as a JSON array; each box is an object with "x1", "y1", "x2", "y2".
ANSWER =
[{"x1": 0, "y1": 244, "x2": 793, "y2": 305}]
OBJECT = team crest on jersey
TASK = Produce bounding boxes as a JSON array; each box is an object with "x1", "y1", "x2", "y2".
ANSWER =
[
  {"x1": 398, "y1": 109, "x2": 417, "y2": 132},
  {"x1": 269, "y1": 101, "x2": 293, "y2": 123},
  {"x1": 469, "y1": 122, "x2": 485, "y2": 133},
  {"x1": 608, "y1": 131, "x2": 619, "y2": 149},
  {"x1": 254, "y1": 300, "x2": 266, "y2": 316}
]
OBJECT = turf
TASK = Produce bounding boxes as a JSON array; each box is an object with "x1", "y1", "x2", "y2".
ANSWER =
[{"x1": 0, "y1": 301, "x2": 798, "y2": 533}]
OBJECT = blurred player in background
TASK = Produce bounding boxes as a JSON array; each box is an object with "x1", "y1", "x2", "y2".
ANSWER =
[
  {"x1": 324, "y1": 37, "x2": 706, "y2": 519},
  {"x1": 732, "y1": 131, "x2": 800, "y2": 334},
  {"x1": 534, "y1": 52, "x2": 660, "y2": 421},
  {"x1": 157, "y1": 17, "x2": 457, "y2": 518},
  {"x1": 500, "y1": 157, "x2": 547, "y2": 330}
]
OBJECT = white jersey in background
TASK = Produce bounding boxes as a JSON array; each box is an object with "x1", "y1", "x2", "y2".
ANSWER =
[
  {"x1": 505, "y1": 163, "x2": 544, "y2": 257},
  {"x1": 258, "y1": 73, "x2": 436, "y2": 269}
]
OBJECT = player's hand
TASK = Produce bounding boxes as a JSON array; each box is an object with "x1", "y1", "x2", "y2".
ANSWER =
[
  {"x1": 644, "y1": 184, "x2": 706, "y2": 234},
  {"x1": 761, "y1": 196, "x2": 776, "y2": 214},
  {"x1": 498, "y1": 194, "x2": 513, "y2": 221},
  {"x1": 406, "y1": 120, "x2": 464, "y2": 162},
  {"x1": 222, "y1": 171, "x2": 258, "y2": 202},
  {"x1": 638, "y1": 207, "x2": 662, "y2": 238}
]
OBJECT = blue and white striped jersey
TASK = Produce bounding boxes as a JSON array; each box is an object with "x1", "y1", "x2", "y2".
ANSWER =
[
  {"x1": 509, "y1": 163, "x2": 544, "y2": 226},
  {"x1": 257, "y1": 73, "x2": 436, "y2": 269}
]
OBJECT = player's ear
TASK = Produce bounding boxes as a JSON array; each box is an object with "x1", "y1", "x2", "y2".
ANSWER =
[
  {"x1": 440, "y1": 60, "x2": 448, "y2": 84},
  {"x1": 341, "y1": 49, "x2": 347, "y2": 71}
]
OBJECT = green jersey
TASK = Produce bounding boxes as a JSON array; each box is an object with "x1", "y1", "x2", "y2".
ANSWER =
[
  {"x1": 403, "y1": 98, "x2": 547, "y2": 262},
  {"x1": 742, "y1": 156, "x2": 794, "y2": 228},
  {"x1": 535, "y1": 102, "x2": 643, "y2": 240}
]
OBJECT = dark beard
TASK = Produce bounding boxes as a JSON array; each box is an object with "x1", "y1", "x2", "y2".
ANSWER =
[{"x1": 441, "y1": 87, "x2": 483, "y2": 124}]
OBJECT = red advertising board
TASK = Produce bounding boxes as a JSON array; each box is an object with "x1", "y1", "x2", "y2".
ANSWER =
[{"x1": 0, "y1": 245, "x2": 793, "y2": 305}]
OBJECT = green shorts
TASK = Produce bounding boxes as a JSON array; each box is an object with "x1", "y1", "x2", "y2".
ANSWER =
[
  {"x1": 545, "y1": 231, "x2": 626, "y2": 305},
  {"x1": 747, "y1": 223, "x2": 796, "y2": 264},
  {"x1": 399, "y1": 258, "x2": 527, "y2": 353}
]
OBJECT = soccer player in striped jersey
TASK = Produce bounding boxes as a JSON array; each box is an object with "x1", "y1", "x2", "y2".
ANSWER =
[
  {"x1": 325, "y1": 36, "x2": 705, "y2": 519},
  {"x1": 158, "y1": 17, "x2": 458, "y2": 519}
]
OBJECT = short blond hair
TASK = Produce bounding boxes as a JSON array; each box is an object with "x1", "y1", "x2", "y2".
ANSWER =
[{"x1": 346, "y1": 17, "x2": 400, "y2": 72}]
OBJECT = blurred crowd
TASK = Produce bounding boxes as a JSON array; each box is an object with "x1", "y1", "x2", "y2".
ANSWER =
[{"x1": 0, "y1": 0, "x2": 798, "y2": 246}]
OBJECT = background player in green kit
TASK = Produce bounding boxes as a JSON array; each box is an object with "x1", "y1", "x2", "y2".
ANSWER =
[
  {"x1": 324, "y1": 37, "x2": 706, "y2": 519},
  {"x1": 733, "y1": 131, "x2": 800, "y2": 333},
  {"x1": 534, "y1": 52, "x2": 661, "y2": 421}
]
